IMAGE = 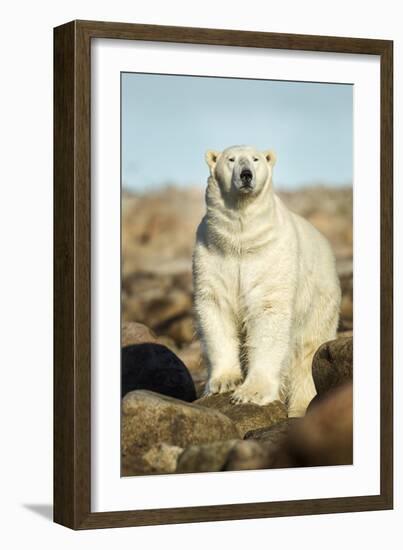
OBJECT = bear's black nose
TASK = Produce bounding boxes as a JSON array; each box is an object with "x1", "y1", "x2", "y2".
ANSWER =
[{"x1": 240, "y1": 169, "x2": 253, "y2": 184}]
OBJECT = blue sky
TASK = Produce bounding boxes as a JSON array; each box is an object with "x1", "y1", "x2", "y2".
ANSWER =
[{"x1": 122, "y1": 73, "x2": 352, "y2": 191}]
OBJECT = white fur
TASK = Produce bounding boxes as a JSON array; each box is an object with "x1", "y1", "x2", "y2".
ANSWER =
[{"x1": 192, "y1": 145, "x2": 341, "y2": 416}]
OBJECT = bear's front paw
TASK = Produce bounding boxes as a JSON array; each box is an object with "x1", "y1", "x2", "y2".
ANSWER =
[
  {"x1": 203, "y1": 370, "x2": 242, "y2": 396},
  {"x1": 230, "y1": 381, "x2": 279, "y2": 406}
]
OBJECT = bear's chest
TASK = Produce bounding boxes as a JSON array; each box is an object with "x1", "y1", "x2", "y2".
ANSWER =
[{"x1": 215, "y1": 247, "x2": 286, "y2": 304}]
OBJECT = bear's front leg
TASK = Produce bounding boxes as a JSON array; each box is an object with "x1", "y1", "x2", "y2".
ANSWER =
[
  {"x1": 195, "y1": 297, "x2": 243, "y2": 396},
  {"x1": 231, "y1": 307, "x2": 291, "y2": 405}
]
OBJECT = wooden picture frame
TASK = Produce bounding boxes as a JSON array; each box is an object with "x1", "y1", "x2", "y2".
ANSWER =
[{"x1": 54, "y1": 19, "x2": 393, "y2": 529}]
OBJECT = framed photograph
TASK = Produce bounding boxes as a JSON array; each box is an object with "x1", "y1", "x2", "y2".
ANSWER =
[{"x1": 54, "y1": 20, "x2": 393, "y2": 529}]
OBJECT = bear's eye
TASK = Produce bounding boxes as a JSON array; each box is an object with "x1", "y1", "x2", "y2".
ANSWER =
[
  {"x1": 228, "y1": 157, "x2": 235, "y2": 162},
  {"x1": 253, "y1": 157, "x2": 259, "y2": 162}
]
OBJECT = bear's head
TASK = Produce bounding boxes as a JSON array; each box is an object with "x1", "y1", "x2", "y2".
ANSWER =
[{"x1": 205, "y1": 145, "x2": 276, "y2": 200}]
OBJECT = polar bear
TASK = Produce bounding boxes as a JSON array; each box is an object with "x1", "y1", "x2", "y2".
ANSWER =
[{"x1": 192, "y1": 145, "x2": 341, "y2": 417}]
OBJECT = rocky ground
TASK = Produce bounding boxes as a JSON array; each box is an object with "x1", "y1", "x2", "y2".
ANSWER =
[{"x1": 121, "y1": 185, "x2": 353, "y2": 475}]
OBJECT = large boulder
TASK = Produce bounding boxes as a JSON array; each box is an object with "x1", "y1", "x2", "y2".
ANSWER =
[
  {"x1": 287, "y1": 383, "x2": 353, "y2": 466},
  {"x1": 312, "y1": 337, "x2": 353, "y2": 396},
  {"x1": 122, "y1": 343, "x2": 196, "y2": 402},
  {"x1": 195, "y1": 392, "x2": 287, "y2": 437},
  {"x1": 122, "y1": 390, "x2": 240, "y2": 465}
]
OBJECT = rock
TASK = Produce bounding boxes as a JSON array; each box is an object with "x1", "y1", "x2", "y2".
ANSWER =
[
  {"x1": 244, "y1": 418, "x2": 299, "y2": 444},
  {"x1": 176, "y1": 440, "x2": 239, "y2": 473},
  {"x1": 177, "y1": 437, "x2": 290, "y2": 474},
  {"x1": 122, "y1": 390, "x2": 240, "y2": 460},
  {"x1": 165, "y1": 315, "x2": 195, "y2": 345},
  {"x1": 312, "y1": 337, "x2": 353, "y2": 396},
  {"x1": 121, "y1": 321, "x2": 157, "y2": 347},
  {"x1": 150, "y1": 289, "x2": 192, "y2": 328},
  {"x1": 121, "y1": 343, "x2": 197, "y2": 402},
  {"x1": 287, "y1": 383, "x2": 353, "y2": 466},
  {"x1": 123, "y1": 276, "x2": 192, "y2": 331},
  {"x1": 151, "y1": 335, "x2": 178, "y2": 353},
  {"x1": 337, "y1": 330, "x2": 353, "y2": 339},
  {"x1": 122, "y1": 280, "x2": 195, "y2": 347},
  {"x1": 224, "y1": 384, "x2": 353, "y2": 470},
  {"x1": 195, "y1": 392, "x2": 287, "y2": 437},
  {"x1": 223, "y1": 440, "x2": 281, "y2": 471},
  {"x1": 121, "y1": 187, "x2": 205, "y2": 279},
  {"x1": 121, "y1": 321, "x2": 180, "y2": 354},
  {"x1": 122, "y1": 443, "x2": 183, "y2": 476}
]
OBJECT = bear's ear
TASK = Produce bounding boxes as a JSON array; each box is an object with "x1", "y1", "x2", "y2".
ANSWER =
[
  {"x1": 264, "y1": 149, "x2": 277, "y2": 166},
  {"x1": 205, "y1": 150, "x2": 220, "y2": 170}
]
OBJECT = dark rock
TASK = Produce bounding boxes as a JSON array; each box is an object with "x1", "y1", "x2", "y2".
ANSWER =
[
  {"x1": 306, "y1": 393, "x2": 322, "y2": 412},
  {"x1": 122, "y1": 343, "x2": 196, "y2": 402},
  {"x1": 176, "y1": 440, "x2": 239, "y2": 473},
  {"x1": 312, "y1": 337, "x2": 353, "y2": 396},
  {"x1": 122, "y1": 390, "x2": 240, "y2": 467},
  {"x1": 287, "y1": 383, "x2": 353, "y2": 466},
  {"x1": 195, "y1": 392, "x2": 287, "y2": 437}
]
